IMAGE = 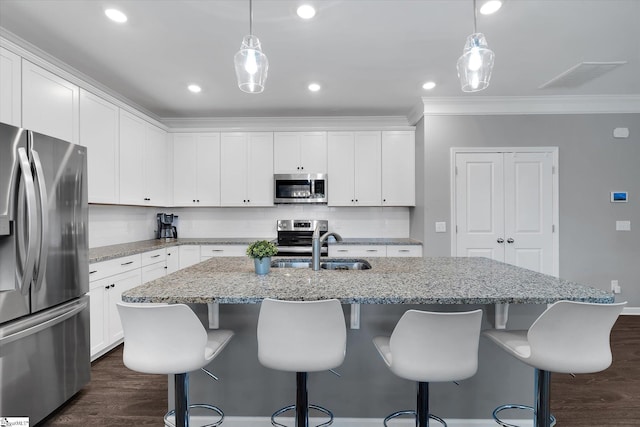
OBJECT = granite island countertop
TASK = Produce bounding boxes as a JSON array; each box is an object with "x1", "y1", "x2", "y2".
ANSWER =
[{"x1": 122, "y1": 256, "x2": 613, "y2": 306}]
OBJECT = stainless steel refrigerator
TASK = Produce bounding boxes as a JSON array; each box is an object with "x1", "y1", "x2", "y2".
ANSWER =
[{"x1": 0, "y1": 122, "x2": 90, "y2": 424}]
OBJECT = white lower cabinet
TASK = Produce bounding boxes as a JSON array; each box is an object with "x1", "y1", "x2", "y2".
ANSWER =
[
  {"x1": 166, "y1": 246, "x2": 180, "y2": 274},
  {"x1": 329, "y1": 244, "x2": 423, "y2": 258},
  {"x1": 89, "y1": 266, "x2": 141, "y2": 360},
  {"x1": 200, "y1": 244, "x2": 247, "y2": 261},
  {"x1": 179, "y1": 245, "x2": 201, "y2": 269}
]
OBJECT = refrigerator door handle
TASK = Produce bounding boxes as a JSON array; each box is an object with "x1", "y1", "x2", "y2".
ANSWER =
[
  {"x1": 0, "y1": 298, "x2": 88, "y2": 347},
  {"x1": 31, "y1": 148, "x2": 49, "y2": 292},
  {"x1": 16, "y1": 147, "x2": 38, "y2": 295}
]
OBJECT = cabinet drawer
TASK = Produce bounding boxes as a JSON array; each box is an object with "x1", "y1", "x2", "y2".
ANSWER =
[
  {"x1": 141, "y1": 248, "x2": 166, "y2": 266},
  {"x1": 386, "y1": 245, "x2": 423, "y2": 257},
  {"x1": 89, "y1": 254, "x2": 141, "y2": 282},
  {"x1": 329, "y1": 245, "x2": 387, "y2": 258},
  {"x1": 200, "y1": 245, "x2": 247, "y2": 258}
]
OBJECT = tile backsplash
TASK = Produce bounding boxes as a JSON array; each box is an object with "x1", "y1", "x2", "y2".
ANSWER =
[{"x1": 89, "y1": 204, "x2": 410, "y2": 248}]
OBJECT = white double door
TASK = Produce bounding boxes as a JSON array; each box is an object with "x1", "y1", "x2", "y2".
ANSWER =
[{"x1": 454, "y1": 149, "x2": 558, "y2": 276}]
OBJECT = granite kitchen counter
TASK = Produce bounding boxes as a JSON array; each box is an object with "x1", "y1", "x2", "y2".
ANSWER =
[
  {"x1": 89, "y1": 237, "x2": 423, "y2": 263},
  {"x1": 122, "y1": 256, "x2": 613, "y2": 306}
]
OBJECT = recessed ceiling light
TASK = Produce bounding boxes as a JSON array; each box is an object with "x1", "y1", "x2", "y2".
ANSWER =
[
  {"x1": 105, "y1": 8, "x2": 127, "y2": 23},
  {"x1": 308, "y1": 83, "x2": 321, "y2": 92},
  {"x1": 297, "y1": 5, "x2": 316, "y2": 19},
  {"x1": 422, "y1": 81, "x2": 436, "y2": 90},
  {"x1": 480, "y1": 1, "x2": 502, "y2": 15},
  {"x1": 188, "y1": 84, "x2": 202, "y2": 93}
]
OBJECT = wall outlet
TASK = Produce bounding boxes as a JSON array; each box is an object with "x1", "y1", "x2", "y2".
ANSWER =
[
  {"x1": 616, "y1": 220, "x2": 631, "y2": 231},
  {"x1": 611, "y1": 280, "x2": 621, "y2": 294},
  {"x1": 435, "y1": 222, "x2": 447, "y2": 233}
]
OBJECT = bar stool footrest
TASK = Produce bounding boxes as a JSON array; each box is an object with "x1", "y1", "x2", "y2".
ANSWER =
[
  {"x1": 164, "y1": 403, "x2": 224, "y2": 427},
  {"x1": 383, "y1": 409, "x2": 447, "y2": 427},
  {"x1": 492, "y1": 404, "x2": 556, "y2": 427},
  {"x1": 270, "y1": 403, "x2": 334, "y2": 427}
]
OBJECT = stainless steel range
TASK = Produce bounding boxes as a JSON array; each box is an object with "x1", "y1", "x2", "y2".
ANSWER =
[{"x1": 275, "y1": 219, "x2": 328, "y2": 256}]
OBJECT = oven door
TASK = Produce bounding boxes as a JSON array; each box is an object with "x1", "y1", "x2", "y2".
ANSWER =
[{"x1": 275, "y1": 245, "x2": 327, "y2": 257}]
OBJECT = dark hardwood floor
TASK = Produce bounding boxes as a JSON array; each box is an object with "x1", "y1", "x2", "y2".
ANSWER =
[
  {"x1": 39, "y1": 315, "x2": 640, "y2": 426},
  {"x1": 38, "y1": 346, "x2": 167, "y2": 426}
]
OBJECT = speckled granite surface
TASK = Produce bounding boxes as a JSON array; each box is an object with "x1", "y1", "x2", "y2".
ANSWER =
[
  {"x1": 89, "y1": 238, "x2": 422, "y2": 263},
  {"x1": 122, "y1": 256, "x2": 613, "y2": 305}
]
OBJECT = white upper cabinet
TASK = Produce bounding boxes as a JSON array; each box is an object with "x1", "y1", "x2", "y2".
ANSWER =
[
  {"x1": 119, "y1": 110, "x2": 168, "y2": 206},
  {"x1": 22, "y1": 60, "x2": 79, "y2": 143},
  {"x1": 328, "y1": 131, "x2": 381, "y2": 206},
  {"x1": 173, "y1": 133, "x2": 221, "y2": 206},
  {"x1": 381, "y1": 130, "x2": 415, "y2": 206},
  {"x1": 79, "y1": 90, "x2": 119, "y2": 204},
  {"x1": 273, "y1": 131, "x2": 327, "y2": 174},
  {"x1": 0, "y1": 47, "x2": 21, "y2": 127},
  {"x1": 220, "y1": 132, "x2": 273, "y2": 207}
]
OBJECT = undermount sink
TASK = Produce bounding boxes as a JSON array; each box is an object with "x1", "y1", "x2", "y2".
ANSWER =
[{"x1": 271, "y1": 258, "x2": 371, "y2": 270}]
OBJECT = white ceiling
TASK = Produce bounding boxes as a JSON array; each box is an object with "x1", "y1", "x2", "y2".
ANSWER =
[{"x1": 1, "y1": 0, "x2": 638, "y2": 120}]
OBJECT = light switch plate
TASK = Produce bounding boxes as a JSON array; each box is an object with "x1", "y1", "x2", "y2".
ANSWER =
[
  {"x1": 435, "y1": 222, "x2": 447, "y2": 233},
  {"x1": 616, "y1": 220, "x2": 631, "y2": 231}
]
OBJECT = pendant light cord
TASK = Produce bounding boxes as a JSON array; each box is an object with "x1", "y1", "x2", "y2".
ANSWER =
[
  {"x1": 473, "y1": 0, "x2": 478, "y2": 33},
  {"x1": 249, "y1": 0, "x2": 253, "y2": 36}
]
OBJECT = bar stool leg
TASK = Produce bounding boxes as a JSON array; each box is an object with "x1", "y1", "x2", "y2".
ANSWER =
[
  {"x1": 417, "y1": 382, "x2": 428, "y2": 427},
  {"x1": 175, "y1": 373, "x2": 189, "y2": 427},
  {"x1": 296, "y1": 372, "x2": 309, "y2": 427},
  {"x1": 534, "y1": 369, "x2": 551, "y2": 427}
]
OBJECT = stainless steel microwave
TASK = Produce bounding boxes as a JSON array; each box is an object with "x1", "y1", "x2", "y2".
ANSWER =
[{"x1": 274, "y1": 173, "x2": 327, "y2": 204}]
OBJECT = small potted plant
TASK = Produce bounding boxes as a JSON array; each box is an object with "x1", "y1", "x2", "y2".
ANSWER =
[{"x1": 246, "y1": 240, "x2": 278, "y2": 275}]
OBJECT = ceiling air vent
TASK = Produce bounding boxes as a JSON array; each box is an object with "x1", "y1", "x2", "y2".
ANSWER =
[{"x1": 539, "y1": 61, "x2": 627, "y2": 89}]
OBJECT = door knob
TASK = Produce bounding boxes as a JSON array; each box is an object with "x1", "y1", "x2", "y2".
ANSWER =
[
  {"x1": 507, "y1": 238, "x2": 515, "y2": 244},
  {"x1": 497, "y1": 238, "x2": 504, "y2": 243}
]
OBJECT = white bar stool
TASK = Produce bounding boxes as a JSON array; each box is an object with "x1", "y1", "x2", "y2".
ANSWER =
[
  {"x1": 483, "y1": 300, "x2": 626, "y2": 427},
  {"x1": 373, "y1": 309, "x2": 483, "y2": 427},
  {"x1": 257, "y1": 298, "x2": 347, "y2": 427},
  {"x1": 117, "y1": 302, "x2": 234, "y2": 427}
]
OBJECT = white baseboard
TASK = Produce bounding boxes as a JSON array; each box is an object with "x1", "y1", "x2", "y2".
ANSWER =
[
  {"x1": 622, "y1": 307, "x2": 640, "y2": 315},
  {"x1": 167, "y1": 416, "x2": 533, "y2": 427}
]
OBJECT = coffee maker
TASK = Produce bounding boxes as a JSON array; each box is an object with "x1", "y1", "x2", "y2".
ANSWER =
[{"x1": 156, "y1": 213, "x2": 178, "y2": 239}]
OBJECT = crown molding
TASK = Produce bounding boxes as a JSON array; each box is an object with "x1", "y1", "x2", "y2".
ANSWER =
[
  {"x1": 164, "y1": 116, "x2": 414, "y2": 132},
  {"x1": 0, "y1": 30, "x2": 168, "y2": 130},
  {"x1": 410, "y1": 96, "x2": 640, "y2": 122}
]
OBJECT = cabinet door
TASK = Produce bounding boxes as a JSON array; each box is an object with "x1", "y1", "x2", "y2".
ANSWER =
[
  {"x1": 144, "y1": 124, "x2": 168, "y2": 206},
  {"x1": 247, "y1": 132, "x2": 273, "y2": 206},
  {"x1": 80, "y1": 90, "x2": 119, "y2": 203},
  {"x1": 141, "y1": 262, "x2": 167, "y2": 283},
  {"x1": 89, "y1": 282, "x2": 108, "y2": 357},
  {"x1": 273, "y1": 132, "x2": 301, "y2": 173},
  {"x1": 166, "y1": 247, "x2": 180, "y2": 274},
  {"x1": 299, "y1": 132, "x2": 327, "y2": 174},
  {"x1": 173, "y1": 133, "x2": 198, "y2": 206},
  {"x1": 196, "y1": 133, "x2": 221, "y2": 206},
  {"x1": 119, "y1": 110, "x2": 146, "y2": 204},
  {"x1": 328, "y1": 132, "x2": 355, "y2": 206},
  {"x1": 179, "y1": 245, "x2": 201, "y2": 269},
  {"x1": 107, "y1": 269, "x2": 142, "y2": 343},
  {"x1": 354, "y1": 131, "x2": 381, "y2": 206},
  {"x1": 220, "y1": 133, "x2": 248, "y2": 206},
  {"x1": 0, "y1": 47, "x2": 22, "y2": 126},
  {"x1": 382, "y1": 131, "x2": 415, "y2": 206},
  {"x1": 22, "y1": 60, "x2": 79, "y2": 143}
]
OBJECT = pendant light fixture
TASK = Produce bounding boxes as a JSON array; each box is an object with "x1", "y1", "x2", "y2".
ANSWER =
[
  {"x1": 457, "y1": 0, "x2": 495, "y2": 92},
  {"x1": 234, "y1": 0, "x2": 269, "y2": 93}
]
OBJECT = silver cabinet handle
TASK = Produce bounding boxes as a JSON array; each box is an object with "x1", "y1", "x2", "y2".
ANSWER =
[
  {"x1": 497, "y1": 238, "x2": 504, "y2": 243},
  {"x1": 507, "y1": 238, "x2": 515, "y2": 244}
]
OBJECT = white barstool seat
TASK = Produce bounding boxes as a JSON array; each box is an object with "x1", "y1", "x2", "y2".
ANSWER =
[
  {"x1": 257, "y1": 298, "x2": 347, "y2": 427},
  {"x1": 483, "y1": 300, "x2": 626, "y2": 427},
  {"x1": 373, "y1": 309, "x2": 483, "y2": 427},
  {"x1": 117, "y1": 302, "x2": 234, "y2": 427}
]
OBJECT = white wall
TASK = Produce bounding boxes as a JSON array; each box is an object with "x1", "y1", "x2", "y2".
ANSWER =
[{"x1": 89, "y1": 204, "x2": 410, "y2": 248}]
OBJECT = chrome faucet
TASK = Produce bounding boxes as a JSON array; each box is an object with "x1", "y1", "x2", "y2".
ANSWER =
[{"x1": 312, "y1": 225, "x2": 343, "y2": 271}]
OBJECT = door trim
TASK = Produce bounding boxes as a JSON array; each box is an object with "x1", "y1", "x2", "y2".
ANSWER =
[{"x1": 450, "y1": 147, "x2": 559, "y2": 277}]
